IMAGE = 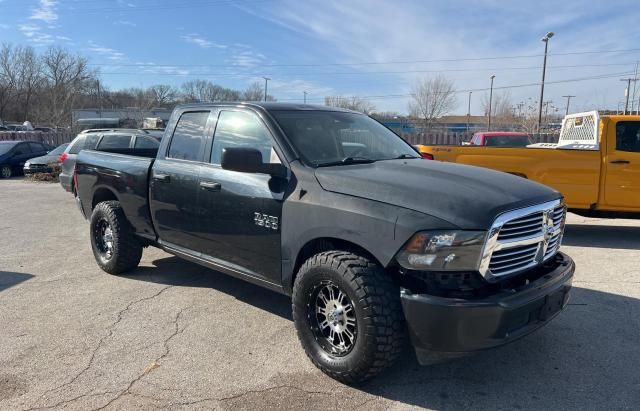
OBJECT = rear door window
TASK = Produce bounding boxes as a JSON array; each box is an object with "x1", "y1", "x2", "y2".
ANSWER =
[
  {"x1": 97, "y1": 135, "x2": 132, "y2": 150},
  {"x1": 68, "y1": 136, "x2": 87, "y2": 154},
  {"x1": 134, "y1": 135, "x2": 160, "y2": 148},
  {"x1": 13, "y1": 143, "x2": 31, "y2": 155},
  {"x1": 28, "y1": 142, "x2": 45, "y2": 152},
  {"x1": 167, "y1": 111, "x2": 210, "y2": 161}
]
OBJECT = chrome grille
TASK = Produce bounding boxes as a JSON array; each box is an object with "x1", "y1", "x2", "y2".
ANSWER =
[{"x1": 479, "y1": 200, "x2": 566, "y2": 282}]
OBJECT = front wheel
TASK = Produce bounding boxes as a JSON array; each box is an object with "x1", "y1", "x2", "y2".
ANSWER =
[
  {"x1": 1, "y1": 165, "x2": 11, "y2": 179},
  {"x1": 90, "y1": 201, "x2": 142, "y2": 274},
  {"x1": 292, "y1": 251, "x2": 406, "y2": 384}
]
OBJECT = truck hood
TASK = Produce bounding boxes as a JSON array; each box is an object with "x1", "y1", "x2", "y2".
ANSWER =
[{"x1": 314, "y1": 159, "x2": 561, "y2": 230}]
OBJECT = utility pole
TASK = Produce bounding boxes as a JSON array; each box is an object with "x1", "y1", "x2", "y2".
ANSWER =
[
  {"x1": 631, "y1": 61, "x2": 639, "y2": 113},
  {"x1": 621, "y1": 78, "x2": 638, "y2": 115},
  {"x1": 562, "y1": 95, "x2": 575, "y2": 116},
  {"x1": 488, "y1": 75, "x2": 495, "y2": 131},
  {"x1": 303, "y1": 91, "x2": 307, "y2": 104},
  {"x1": 262, "y1": 76, "x2": 271, "y2": 102},
  {"x1": 538, "y1": 32, "x2": 554, "y2": 132},
  {"x1": 466, "y1": 91, "x2": 472, "y2": 132}
]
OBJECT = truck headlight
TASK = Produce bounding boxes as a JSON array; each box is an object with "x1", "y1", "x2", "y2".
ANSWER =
[{"x1": 395, "y1": 230, "x2": 486, "y2": 271}]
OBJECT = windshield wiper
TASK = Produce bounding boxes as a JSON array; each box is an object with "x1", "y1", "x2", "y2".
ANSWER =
[
  {"x1": 317, "y1": 157, "x2": 376, "y2": 167},
  {"x1": 391, "y1": 154, "x2": 420, "y2": 160}
]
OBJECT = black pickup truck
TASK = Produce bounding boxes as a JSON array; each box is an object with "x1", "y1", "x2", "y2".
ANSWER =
[{"x1": 74, "y1": 103, "x2": 575, "y2": 383}]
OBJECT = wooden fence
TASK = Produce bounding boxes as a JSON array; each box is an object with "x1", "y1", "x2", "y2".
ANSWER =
[
  {"x1": 399, "y1": 132, "x2": 560, "y2": 146},
  {"x1": 0, "y1": 130, "x2": 561, "y2": 148},
  {"x1": 0, "y1": 131, "x2": 76, "y2": 146}
]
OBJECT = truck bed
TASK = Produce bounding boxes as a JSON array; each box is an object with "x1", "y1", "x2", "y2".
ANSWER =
[
  {"x1": 75, "y1": 150, "x2": 157, "y2": 239},
  {"x1": 416, "y1": 145, "x2": 602, "y2": 210}
]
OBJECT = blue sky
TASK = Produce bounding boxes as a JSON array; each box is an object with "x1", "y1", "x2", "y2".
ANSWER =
[{"x1": 1, "y1": 0, "x2": 640, "y2": 114}]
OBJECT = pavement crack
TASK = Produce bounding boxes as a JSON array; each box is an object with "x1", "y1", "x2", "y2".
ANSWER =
[
  {"x1": 93, "y1": 306, "x2": 189, "y2": 411},
  {"x1": 25, "y1": 285, "x2": 173, "y2": 411}
]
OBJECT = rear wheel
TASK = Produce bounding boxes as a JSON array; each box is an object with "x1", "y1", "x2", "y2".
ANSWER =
[
  {"x1": 90, "y1": 201, "x2": 142, "y2": 274},
  {"x1": 292, "y1": 251, "x2": 406, "y2": 384},
  {"x1": 1, "y1": 165, "x2": 11, "y2": 179}
]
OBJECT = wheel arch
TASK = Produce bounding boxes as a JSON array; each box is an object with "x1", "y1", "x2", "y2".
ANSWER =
[
  {"x1": 92, "y1": 186, "x2": 119, "y2": 210},
  {"x1": 285, "y1": 236, "x2": 385, "y2": 294}
]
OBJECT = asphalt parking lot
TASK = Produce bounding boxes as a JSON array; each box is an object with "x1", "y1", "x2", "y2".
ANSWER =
[{"x1": 1, "y1": 178, "x2": 639, "y2": 410}]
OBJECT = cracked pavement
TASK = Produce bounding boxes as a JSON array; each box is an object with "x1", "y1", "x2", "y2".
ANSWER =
[{"x1": 1, "y1": 179, "x2": 640, "y2": 410}]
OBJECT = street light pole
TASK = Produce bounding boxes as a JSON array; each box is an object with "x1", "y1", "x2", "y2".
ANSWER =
[
  {"x1": 488, "y1": 75, "x2": 495, "y2": 131},
  {"x1": 538, "y1": 32, "x2": 554, "y2": 132},
  {"x1": 303, "y1": 91, "x2": 307, "y2": 104},
  {"x1": 562, "y1": 95, "x2": 575, "y2": 116},
  {"x1": 466, "y1": 91, "x2": 472, "y2": 132},
  {"x1": 262, "y1": 76, "x2": 271, "y2": 102}
]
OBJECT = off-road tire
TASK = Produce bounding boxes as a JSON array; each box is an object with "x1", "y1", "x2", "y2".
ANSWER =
[
  {"x1": 90, "y1": 201, "x2": 142, "y2": 274},
  {"x1": 1, "y1": 165, "x2": 11, "y2": 179},
  {"x1": 292, "y1": 250, "x2": 406, "y2": 384}
]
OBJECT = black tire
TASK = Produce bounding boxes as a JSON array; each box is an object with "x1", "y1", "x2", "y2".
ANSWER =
[
  {"x1": 292, "y1": 251, "x2": 406, "y2": 384},
  {"x1": 90, "y1": 201, "x2": 142, "y2": 275},
  {"x1": 1, "y1": 165, "x2": 11, "y2": 179}
]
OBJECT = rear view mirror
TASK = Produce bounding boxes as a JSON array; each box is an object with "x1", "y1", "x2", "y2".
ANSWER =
[{"x1": 221, "y1": 147, "x2": 287, "y2": 178}]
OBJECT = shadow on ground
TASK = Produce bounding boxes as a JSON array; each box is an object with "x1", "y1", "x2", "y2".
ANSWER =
[
  {"x1": 563, "y1": 223, "x2": 640, "y2": 249},
  {"x1": 0, "y1": 272, "x2": 34, "y2": 292},
  {"x1": 122, "y1": 256, "x2": 639, "y2": 409},
  {"x1": 125, "y1": 256, "x2": 292, "y2": 320}
]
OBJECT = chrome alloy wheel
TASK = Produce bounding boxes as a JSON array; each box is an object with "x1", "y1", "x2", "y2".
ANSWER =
[
  {"x1": 308, "y1": 281, "x2": 357, "y2": 356},
  {"x1": 94, "y1": 219, "x2": 114, "y2": 260}
]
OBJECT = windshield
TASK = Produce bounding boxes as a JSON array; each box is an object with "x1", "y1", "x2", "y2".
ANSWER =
[
  {"x1": 271, "y1": 110, "x2": 419, "y2": 166},
  {"x1": 0, "y1": 142, "x2": 18, "y2": 155},
  {"x1": 48, "y1": 143, "x2": 69, "y2": 155}
]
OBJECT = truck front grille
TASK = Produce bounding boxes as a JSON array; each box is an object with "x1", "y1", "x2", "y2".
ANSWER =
[{"x1": 480, "y1": 200, "x2": 566, "y2": 281}]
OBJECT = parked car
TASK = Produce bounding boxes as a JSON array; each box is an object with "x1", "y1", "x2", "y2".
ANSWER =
[
  {"x1": 74, "y1": 102, "x2": 574, "y2": 383},
  {"x1": 417, "y1": 112, "x2": 640, "y2": 218},
  {"x1": 23, "y1": 143, "x2": 69, "y2": 175},
  {"x1": 467, "y1": 131, "x2": 533, "y2": 147},
  {"x1": 59, "y1": 131, "x2": 160, "y2": 192},
  {"x1": 0, "y1": 141, "x2": 53, "y2": 178},
  {"x1": 33, "y1": 127, "x2": 55, "y2": 133}
]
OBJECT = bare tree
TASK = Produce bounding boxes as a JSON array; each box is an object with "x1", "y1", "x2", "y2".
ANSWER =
[
  {"x1": 15, "y1": 46, "x2": 42, "y2": 121},
  {"x1": 324, "y1": 96, "x2": 375, "y2": 113},
  {"x1": 242, "y1": 81, "x2": 274, "y2": 102},
  {"x1": 408, "y1": 75, "x2": 457, "y2": 131},
  {"x1": 39, "y1": 46, "x2": 94, "y2": 126},
  {"x1": 0, "y1": 44, "x2": 20, "y2": 121},
  {"x1": 481, "y1": 90, "x2": 517, "y2": 130},
  {"x1": 147, "y1": 84, "x2": 177, "y2": 107}
]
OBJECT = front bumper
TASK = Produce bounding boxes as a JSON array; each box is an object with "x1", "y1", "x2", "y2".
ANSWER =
[
  {"x1": 23, "y1": 165, "x2": 53, "y2": 174},
  {"x1": 401, "y1": 252, "x2": 574, "y2": 363}
]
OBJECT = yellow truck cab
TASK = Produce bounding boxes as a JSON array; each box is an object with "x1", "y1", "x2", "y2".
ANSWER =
[{"x1": 417, "y1": 112, "x2": 640, "y2": 217}]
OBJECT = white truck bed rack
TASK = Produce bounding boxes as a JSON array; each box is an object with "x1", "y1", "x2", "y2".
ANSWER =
[{"x1": 526, "y1": 111, "x2": 600, "y2": 150}]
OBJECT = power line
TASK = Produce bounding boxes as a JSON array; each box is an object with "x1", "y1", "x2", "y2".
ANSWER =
[
  {"x1": 2, "y1": 0, "x2": 270, "y2": 14},
  {"x1": 277, "y1": 71, "x2": 635, "y2": 102},
  {"x1": 86, "y1": 48, "x2": 640, "y2": 69},
  {"x1": 96, "y1": 62, "x2": 639, "y2": 78}
]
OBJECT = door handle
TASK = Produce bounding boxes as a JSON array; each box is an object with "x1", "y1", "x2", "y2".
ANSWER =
[
  {"x1": 153, "y1": 173, "x2": 171, "y2": 182},
  {"x1": 200, "y1": 181, "x2": 221, "y2": 191},
  {"x1": 609, "y1": 160, "x2": 630, "y2": 164}
]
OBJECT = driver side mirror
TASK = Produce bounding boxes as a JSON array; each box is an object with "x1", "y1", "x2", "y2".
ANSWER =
[{"x1": 221, "y1": 147, "x2": 287, "y2": 178}]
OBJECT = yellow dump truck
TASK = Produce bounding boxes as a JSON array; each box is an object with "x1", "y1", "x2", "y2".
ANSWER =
[{"x1": 417, "y1": 112, "x2": 640, "y2": 217}]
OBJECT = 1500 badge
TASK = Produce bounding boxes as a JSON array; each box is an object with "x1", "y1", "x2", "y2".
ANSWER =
[{"x1": 254, "y1": 213, "x2": 279, "y2": 231}]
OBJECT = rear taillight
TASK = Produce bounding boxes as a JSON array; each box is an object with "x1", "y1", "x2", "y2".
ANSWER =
[
  {"x1": 420, "y1": 152, "x2": 434, "y2": 160},
  {"x1": 72, "y1": 164, "x2": 78, "y2": 194},
  {"x1": 59, "y1": 152, "x2": 68, "y2": 163}
]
